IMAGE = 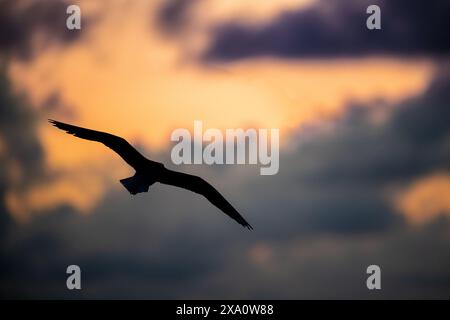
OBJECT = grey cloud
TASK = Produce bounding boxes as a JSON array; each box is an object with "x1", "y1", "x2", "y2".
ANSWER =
[
  {"x1": 204, "y1": 0, "x2": 450, "y2": 61},
  {"x1": 0, "y1": 69, "x2": 47, "y2": 297},
  {"x1": 0, "y1": 68, "x2": 44, "y2": 186},
  {"x1": 41, "y1": 92, "x2": 77, "y2": 120},
  {"x1": 0, "y1": 0, "x2": 87, "y2": 60},
  {"x1": 154, "y1": 0, "x2": 200, "y2": 36}
]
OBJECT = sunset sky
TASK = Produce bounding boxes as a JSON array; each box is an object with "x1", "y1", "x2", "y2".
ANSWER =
[{"x1": 1, "y1": 0, "x2": 450, "y2": 298}]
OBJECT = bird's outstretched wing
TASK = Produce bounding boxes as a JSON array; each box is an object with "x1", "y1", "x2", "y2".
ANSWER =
[
  {"x1": 161, "y1": 170, "x2": 253, "y2": 230},
  {"x1": 49, "y1": 119, "x2": 149, "y2": 169}
]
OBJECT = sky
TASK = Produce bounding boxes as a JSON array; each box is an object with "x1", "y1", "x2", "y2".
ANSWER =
[{"x1": 0, "y1": 0, "x2": 449, "y2": 298}]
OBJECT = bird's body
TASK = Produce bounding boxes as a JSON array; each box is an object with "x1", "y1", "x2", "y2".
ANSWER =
[{"x1": 49, "y1": 119, "x2": 253, "y2": 230}]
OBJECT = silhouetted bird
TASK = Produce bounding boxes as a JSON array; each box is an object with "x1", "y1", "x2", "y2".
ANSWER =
[{"x1": 49, "y1": 119, "x2": 252, "y2": 230}]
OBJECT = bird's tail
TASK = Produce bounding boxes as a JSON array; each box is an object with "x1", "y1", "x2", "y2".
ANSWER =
[{"x1": 120, "y1": 174, "x2": 153, "y2": 195}]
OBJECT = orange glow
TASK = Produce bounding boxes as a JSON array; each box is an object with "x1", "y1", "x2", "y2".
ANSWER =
[{"x1": 395, "y1": 173, "x2": 450, "y2": 225}]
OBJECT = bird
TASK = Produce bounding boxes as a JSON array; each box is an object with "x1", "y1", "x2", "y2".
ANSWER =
[{"x1": 48, "y1": 119, "x2": 253, "y2": 230}]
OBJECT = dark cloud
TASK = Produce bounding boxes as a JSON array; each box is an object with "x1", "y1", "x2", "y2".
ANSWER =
[
  {"x1": 0, "y1": 67, "x2": 44, "y2": 186},
  {"x1": 0, "y1": 67, "x2": 47, "y2": 296},
  {"x1": 391, "y1": 69, "x2": 450, "y2": 149},
  {"x1": 155, "y1": 0, "x2": 200, "y2": 36},
  {"x1": 205, "y1": 0, "x2": 450, "y2": 61},
  {"x1": 41, "y1": 92, "x2": 77, "y2": 120},
  {"x1": 0, "y1": 0, "x2": 86, "y2": 60},
  {"x1": 2, "y1": 189, "x2": 450, "y2": 299},
  {"x1": 295, "y1": 71, "x2": 450, "y2": 186}
]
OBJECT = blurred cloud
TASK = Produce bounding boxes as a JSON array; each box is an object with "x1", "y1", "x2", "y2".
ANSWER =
[
  {"x1": 41, "y1": 92, "x2": 77, "y2": 120},
  {"x1": 155, "y1": 0, "x2": 200, "y2": 36},
  {"x1": 205, "y1": 0, "x2": 450, "y2": 61},
  {"x1": 0, "y1": 66, "x2": 46, "y2": 255},
  {"x1": 395, "y1": 173, "x2": 450, "y2": 224},
  {"x1": 0, "y1": 69, "x2": 43, "y2": 182},
  {"x1": 0, "y1": 0, "x2": 88, "y2": 60},
  {"x1": 154, "y1": 0, "x2": 316, "y2": 41}
]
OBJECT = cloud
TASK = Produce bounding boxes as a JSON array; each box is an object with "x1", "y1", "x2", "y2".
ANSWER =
[
  {"x1": 2, "y1": 189, "x2": 450, "y2": 299},
  {"x1": 0, "y1": 68, "x2": 44, "y2": 186},
  {"x1": 0, "y1": 0, "x2": 87, "y2": 60},
  {"x1": 204, "y1": 0, "x2": 450, "y2": 61},
  {"x1": 1, "y1": 62, "x2": 450, "y2": 298},
  {"x1": 395, "y1": 173, "x2": 450, "y2": 224},
  {"x1": 0, "y1": 66, "x2": 47, "y2": 279},
  {"x1": 41, "y1": 92, "x2": 77, "y2": 120},
  {"x1": 244, "y1": 65, "x2": 450, "y2": 239},
  {"x1": 155, "y1": 0, "x2": 200, "y2": 36}
]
